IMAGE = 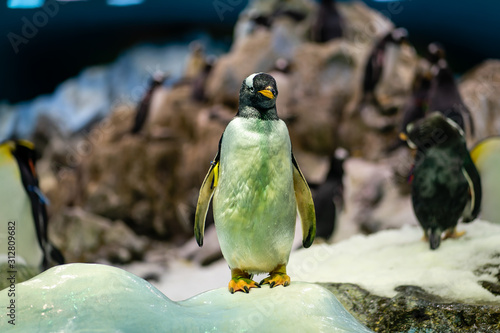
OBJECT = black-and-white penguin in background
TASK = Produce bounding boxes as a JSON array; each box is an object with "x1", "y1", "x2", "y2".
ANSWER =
[
  {"x1": 311, "y1": 0, "x2": 343, "y2": 43},
  {"x1": 361, "y1": 28, "x2": 409, "y2": 110},
  {"x1": 427, "y1": 58, "x2": 475, "y2": 137},
  {"x1": 0, "y1": 140, "x2": 64, "y2": 271},
  {"x1": 130, "y1": 72, "x2": 166, "y2": 134},
  {"x1": 404, "y1": 113, "x2": 481, "y2": 250}
]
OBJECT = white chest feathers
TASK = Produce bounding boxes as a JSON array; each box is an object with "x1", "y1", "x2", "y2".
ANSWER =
[{"x1": 213, "y1": 117, "x2": 297, "y2": 272}]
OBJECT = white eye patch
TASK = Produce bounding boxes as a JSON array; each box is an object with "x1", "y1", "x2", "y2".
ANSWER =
[{"x1": 245, "y1": 72, "x2": 263, "y2": 89}]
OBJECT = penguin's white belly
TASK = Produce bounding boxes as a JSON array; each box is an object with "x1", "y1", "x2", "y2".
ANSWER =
[
  {"x1": 213, "y1": 118, "x2": 296, "y2": 273},
  {"x1": 0, "y1": 156, "x2": 43, "y2": 268}
]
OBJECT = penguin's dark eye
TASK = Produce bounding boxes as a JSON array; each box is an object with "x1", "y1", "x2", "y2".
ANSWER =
[{"x1": 248, "y1": 86, "x2": 254, "y2": 93}]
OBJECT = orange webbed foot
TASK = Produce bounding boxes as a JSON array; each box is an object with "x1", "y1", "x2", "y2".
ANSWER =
[
  {"x1": 228, "y1": 269, "x2": 260, "y2": 294},
  {"x1": 443, "y1": 228, "x2": 466, "y2": 240},
  {"x1": 259, "y1": 264, "x2": 290, "y2": 288}
]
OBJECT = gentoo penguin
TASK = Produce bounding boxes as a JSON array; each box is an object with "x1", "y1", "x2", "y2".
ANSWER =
[{"x1": 194, "y1": 72, "x2": 316, "y2": 293}]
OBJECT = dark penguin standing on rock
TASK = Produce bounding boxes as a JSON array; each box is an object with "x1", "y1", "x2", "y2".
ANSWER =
[
  {"x1": 311, "y1": 148, "x2": 347, "y2": 241},
  {"x1": 404, "y1": 113, "x2": 481, "y2": 250},
  {"x1": 427, "y1": 59, "x2": 474, "y2": 136},
  {"x1": 130, "y1": 72, "x2": 166, "y2": 134},
  {"x1": 311, "y1": 0, "x2": 343, "y2": 43},
  {"x1": 361, "y1": 28, "x2": 408, "y2": 108}
]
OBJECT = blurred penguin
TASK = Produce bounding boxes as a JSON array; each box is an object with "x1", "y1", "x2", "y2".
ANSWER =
[
  {"x1": 184, "y1": 41, "x2": 207, "y2": 80},
  {"x1": 361, "y1": 28, "x2": 409, "y2": 109},
  {"x1": 404, "y1": 113, "x2": 481, "y2": 249},
  {"x1": 399, "y1": 70, "x2": 432, "y2": 137},
  {"x1": 389, "y1": 43, "x2": 443, "y2": 149},
  {"x1": 427, "y1": 59, "x2": 474, "y2": 137},
  {"x1": 426, "y1": 42, "x2": 446, "y2": 65},
  {"x1": 470, "y1": 136, "x2": 500, "y2": 223},
  {"x1": 311, "y1": 148, "x2": 348, "y2": 241},
  {"x1": 311, "y1": 0, "x2": 343, "y2": 43},
  {"x1": 130, "y1": 72, "x2": 166, "y2": 134},
  {"x1": 0, "y1": 140, "x2": 64, "y2": 271},
  {"x1": 192, "y1": 55, "x2": 217, "y2": 102},
  {"x1": 386, "y1": 68, "x2": 433, "y2": 154}
]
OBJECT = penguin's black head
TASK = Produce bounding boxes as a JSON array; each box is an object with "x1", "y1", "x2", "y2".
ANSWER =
[
  {"x1": 238, "y1": 72, "x2": 279, "y2": 119},
  {"x1": 405, "y1": 112, "x2": 464, "y2": 151}
]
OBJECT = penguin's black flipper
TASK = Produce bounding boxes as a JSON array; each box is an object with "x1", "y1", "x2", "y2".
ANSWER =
[
  {"x1": 461, "y1": 152, "x2": 482, "y2": 222},
  {"x1": 194, "y1": 135, "x2": 222, "y2": 246},
  {"x1": 291, "y1": 153, "x2": 316, "y2": 248},
  {"x1": 12, "y1": 140, "x2": 65, "y2": 270}
]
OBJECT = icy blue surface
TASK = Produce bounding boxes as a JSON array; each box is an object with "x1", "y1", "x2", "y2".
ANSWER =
[{"x1": 0, "y1": 263, "x2": 373, "y2": 332}]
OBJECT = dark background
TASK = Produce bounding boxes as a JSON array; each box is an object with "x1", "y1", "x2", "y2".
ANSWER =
[{"x1": 0, "y1": 0, "x2": 498, "y2": 104}]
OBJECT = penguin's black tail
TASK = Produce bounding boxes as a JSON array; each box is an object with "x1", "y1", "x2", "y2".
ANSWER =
[{"x1": 429, "y1": 229, "x2": 441, "y2": 250}]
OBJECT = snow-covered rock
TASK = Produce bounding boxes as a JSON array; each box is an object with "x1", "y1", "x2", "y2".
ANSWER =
[
  {"x1": 0, "y1": 263, "x2": 372, "y2": 333},
  {"x1": 289, "y1": 220, "x2": 500, "y2": 304}
]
